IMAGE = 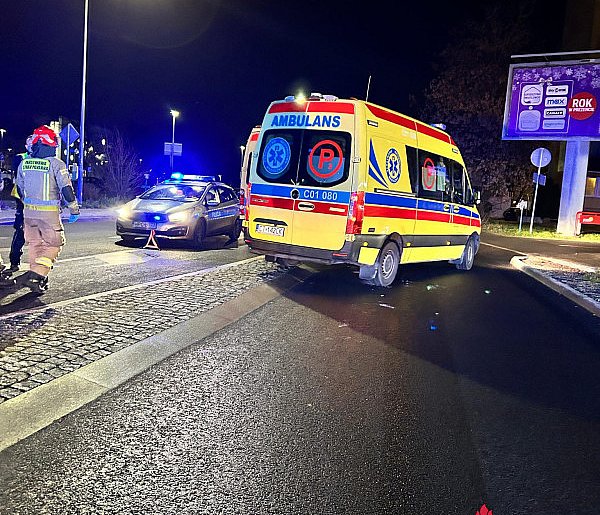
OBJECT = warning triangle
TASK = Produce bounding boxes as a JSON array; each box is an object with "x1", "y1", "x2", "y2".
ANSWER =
[{"x1": 143, "y1": 229, "x2": 160, "y2": 250}]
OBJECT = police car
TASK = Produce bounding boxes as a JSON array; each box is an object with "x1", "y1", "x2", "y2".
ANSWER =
[{"x1": 116, "y1": 174, "x2": 242, "y2": 248}]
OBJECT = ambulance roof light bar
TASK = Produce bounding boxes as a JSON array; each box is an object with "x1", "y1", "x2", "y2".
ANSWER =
[
  {"x1": 430, "y1": 123, "x2": 447, "y2": 131},
  {"x1": 283, "y1": 93, "x2": 339, "y2": 102}
]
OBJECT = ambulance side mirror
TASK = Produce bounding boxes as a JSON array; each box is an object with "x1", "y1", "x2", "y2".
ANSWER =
[{"x1": 473, "y1": 189, "x2": 482, "y2": 205}]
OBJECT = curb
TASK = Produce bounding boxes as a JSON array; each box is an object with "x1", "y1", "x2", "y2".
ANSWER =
[
  {"x1": 0, "y1": 266, "x2": 312, "y2": 453},
  {"x1": 510, "y1": 255, "x2": 600, "y2": 317}
]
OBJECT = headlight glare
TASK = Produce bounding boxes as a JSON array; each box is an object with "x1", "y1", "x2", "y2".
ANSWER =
[{"x1": 168, "y1": 211, "x2": 189, "y2": 223}]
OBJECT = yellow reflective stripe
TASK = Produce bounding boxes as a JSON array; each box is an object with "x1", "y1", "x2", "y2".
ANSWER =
[
  {"x1": 24, "y1": 204, "x2": 59, "y2": 211},
  {"x1": 35, "y1": 257, "x2": 54, "y2": 269}
]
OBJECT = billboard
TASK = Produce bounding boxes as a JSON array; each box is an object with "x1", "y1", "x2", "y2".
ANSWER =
[{"x1": 502, "y1": 60, "x2": 600, "y2": 140}]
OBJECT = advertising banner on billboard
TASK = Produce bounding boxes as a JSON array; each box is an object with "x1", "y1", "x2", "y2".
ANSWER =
[{"x1": 502, "y1": 60, "x2": 600, "y2": 140}]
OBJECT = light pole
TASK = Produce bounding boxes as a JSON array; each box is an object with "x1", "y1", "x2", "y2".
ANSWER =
[
  {"x1": 77, "y1": 0, "x2": 90, "y2": 204},
  {"x1": 170, "y1": 109, "x2": 179, "y2": 173},
  {"x1": 0, "y1": 129, "x2": 6, "y2": 149}
]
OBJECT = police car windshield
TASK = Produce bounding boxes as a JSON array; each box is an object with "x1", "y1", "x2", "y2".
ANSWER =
[
  {"x1": 141, "y1": 184, "x2": 205, "y2": 202},
  {"x1": 257, "y1": 129, "x2": 351, "y2": 187}
]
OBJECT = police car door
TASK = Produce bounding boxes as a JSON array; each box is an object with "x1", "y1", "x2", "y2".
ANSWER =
[
  {"x1": 217, "y1": 186, "x2": 239, "y2": 230},
  {"x1": 204, "y1": 187, "x2": 222, "y2": 235}
]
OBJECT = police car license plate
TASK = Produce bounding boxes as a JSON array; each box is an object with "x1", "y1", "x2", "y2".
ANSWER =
[
  {"x1": 132, "y1": 221, "x2": 157, "y2": 230},
  {"x1": 255, "y1": 223, "x2": 285, "y2": 237}
]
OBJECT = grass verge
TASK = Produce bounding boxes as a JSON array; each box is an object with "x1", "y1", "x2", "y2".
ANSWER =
[{"x1": 483, "y1": 219, "x2": 600, "y2": 241}]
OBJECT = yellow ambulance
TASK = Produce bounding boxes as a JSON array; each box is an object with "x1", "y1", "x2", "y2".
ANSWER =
[{"x1": 245, "y1": 93, "x2": 481, "y2": 286}]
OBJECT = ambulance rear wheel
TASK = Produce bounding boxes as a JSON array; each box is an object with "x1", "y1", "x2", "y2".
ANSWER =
[
  {"x1": 371, "y1": 241, "x2": 400, "y2": 287},
  {"x1": 455, "y1": 237, "x2": 475, "y2": 271}
]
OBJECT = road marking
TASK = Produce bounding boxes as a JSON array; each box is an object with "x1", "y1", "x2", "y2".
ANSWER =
[
  {"x1": 0, "y1": 248, "x2": 143, "y2": 263},
  {"x1": 480, "y1": 241, "x2": 527, "y2": 256},
  {"x1": 0, "y1": 256, "x2": 263, "y2": 321},
  {"x1": 58, "y1": 249, "x2": 141, "y2": 263}
]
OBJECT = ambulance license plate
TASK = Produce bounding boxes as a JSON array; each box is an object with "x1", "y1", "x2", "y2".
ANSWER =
[
  {"x1": 255, "y1": 223, "x2": 285, "y2": 237},
  {"x1": 132, "y1": 221, "x2": 157, "y2": 230}
]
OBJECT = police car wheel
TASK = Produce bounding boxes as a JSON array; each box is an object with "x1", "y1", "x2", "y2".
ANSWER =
[
  {"x1": 192, "y1": 221, "x2": 206, "y2": 249},
  {"x1": 228, "y1": 219, "x2": 242, "y2": 241},
  {"x1": 372, "y1": 241, "x2": 400, "y2": 287},
  {"x1": 456, "y1": 237, "x2": 475, "y2": 271}
]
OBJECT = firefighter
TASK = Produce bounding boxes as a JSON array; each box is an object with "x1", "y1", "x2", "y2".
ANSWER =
[{"x1": 14, "y1": 125, "x2": 80, "y2": 294}]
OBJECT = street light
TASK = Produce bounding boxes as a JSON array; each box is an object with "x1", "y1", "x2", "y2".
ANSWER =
[
  {"x1": 77, "y1": 0, "x2": 90, "y2": 204},
  {"x1": 240, "y1": 145, "x2": 245, "y2": 170},
  {"x1": 0, "y1": 129, "x2": 6, "y2": 149},
  {"x1": 170, "y1": 109, "x2": 179, "y2": 173}
]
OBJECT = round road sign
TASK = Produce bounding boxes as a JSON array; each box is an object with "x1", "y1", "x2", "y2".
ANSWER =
[{"x1": 530, "y1": 147, "x2": 551, "y2": 168}]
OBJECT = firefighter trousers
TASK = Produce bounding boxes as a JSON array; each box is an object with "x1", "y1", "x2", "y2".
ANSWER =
[{"x1": 24, "y1": 215, "x2": 66, "y2": 276}]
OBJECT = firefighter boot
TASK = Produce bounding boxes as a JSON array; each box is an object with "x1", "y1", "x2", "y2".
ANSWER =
[
  {"x1": 0, "y1": 266, "x2": 17, "y2": 289},
  {"x1": 22, "y1": 271, "x2": 49, "y2": 295}
]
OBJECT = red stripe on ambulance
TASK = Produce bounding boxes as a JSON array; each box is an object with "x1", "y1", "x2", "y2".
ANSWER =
[
  {"x1": 307, "y1": 103, "x2": 355, "y2": 114},
  {"x1": 364, "y1": 205, "x2": 417, "y2": 220},
  {"x1": 295, "y1": 201, "x2": 349, "y2": 216},
  {"x1": 249, "y1": 195, "x2": 294, "y2": 210},
  {"x1": 417, "y1": 210, "x2": 451, "y2": 223},
  {"x1": 366, "y1": 104, "x2": 416, "y2": 131}
]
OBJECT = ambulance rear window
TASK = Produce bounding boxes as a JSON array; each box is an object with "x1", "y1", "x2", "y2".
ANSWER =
[{"x1": 257, "y1": 129, "x2": 351, "y2": 187}]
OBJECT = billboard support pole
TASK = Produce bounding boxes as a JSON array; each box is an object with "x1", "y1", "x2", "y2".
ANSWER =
[{"x1": 557, "y1": 140, "x2": 589, "y2": 235}]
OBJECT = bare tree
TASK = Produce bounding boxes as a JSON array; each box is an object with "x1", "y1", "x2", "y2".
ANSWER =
[{"x1": 100, "y1": 129, "x2": 143, "y2": 200}]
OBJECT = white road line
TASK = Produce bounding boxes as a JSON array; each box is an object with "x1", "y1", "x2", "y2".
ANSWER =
[
  {"x1": 0, "y1": 256, "x2": 263, "y2": 321},
  {"x1": 480, "y1": 241, "x2": 527, "y2": 255},
  {"x1": 59, "y1": 249, "x2": 140, "y2": 263},
  {"x1": 0, "y1": 248, "x2": 141, "y2": 263}
]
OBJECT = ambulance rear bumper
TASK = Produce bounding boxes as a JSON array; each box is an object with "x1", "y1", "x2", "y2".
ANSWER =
[{"x1": 244, "y1": 232, "x2": 387, "y2": 265}]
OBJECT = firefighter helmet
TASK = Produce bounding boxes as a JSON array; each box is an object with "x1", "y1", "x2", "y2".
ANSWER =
[{"x1": 31, "y1": 125, "x2": 58, "y2": 147}]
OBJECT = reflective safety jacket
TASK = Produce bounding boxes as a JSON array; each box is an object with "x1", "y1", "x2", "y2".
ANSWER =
[{"x1": 16, "y1": 157, "x2": 78, "y2": 216}]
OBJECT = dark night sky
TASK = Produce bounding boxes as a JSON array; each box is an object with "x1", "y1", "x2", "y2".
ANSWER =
[{"x1": 1, "y1": 0, "x2": 567, "y2": 185}]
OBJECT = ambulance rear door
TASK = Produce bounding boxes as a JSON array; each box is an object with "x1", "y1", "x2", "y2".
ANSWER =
[
  {"x1": 289, "y1": 129, "x2": 353, "y2": 250},
  {"x1": 249, "y1": 101, "x2": 355, "y2": 251}
]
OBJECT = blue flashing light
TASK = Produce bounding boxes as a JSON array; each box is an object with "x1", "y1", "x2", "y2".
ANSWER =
[
  {"x1": 153, "y1": 215, "x2": 161, "y2": 221},
  {"x1": 171, "y1": 172, "x2": 184, "y2": 180}
]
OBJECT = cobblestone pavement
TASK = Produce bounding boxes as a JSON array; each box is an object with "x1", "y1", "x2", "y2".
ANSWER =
[
  {"x1": 0, "y1": 258, "x2": 283, "y2": 403},
  {"x1": 519, "y1": 255, "x2": 600, "y2": 303}
]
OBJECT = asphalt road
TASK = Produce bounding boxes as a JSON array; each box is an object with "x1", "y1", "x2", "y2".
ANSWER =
[
  {"x1": 0, "y1": 234, "x2": 599, "y2": 514},
  {"x1": 0, "y1": 220, "x2": 251, "y2": 315}
]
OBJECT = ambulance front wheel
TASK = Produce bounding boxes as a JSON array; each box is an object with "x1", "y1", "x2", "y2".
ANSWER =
[{"x1": 362, "y1": 241, "x2": 400, "y2": 287}]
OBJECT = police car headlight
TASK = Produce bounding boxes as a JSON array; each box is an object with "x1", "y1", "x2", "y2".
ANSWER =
[
  {"x1": 116, "y1": 206, "x2": 132, "y2": 220},
  {"x1": 168, "y1": 211, "x2": 190, "y2": 223}
]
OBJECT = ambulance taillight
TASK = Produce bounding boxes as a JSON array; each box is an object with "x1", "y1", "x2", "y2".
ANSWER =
[
  {"x1": 239, "y1": 188, "x2": 245, "y2": 216},
  {"x1": 245, "y1": 184, "x2": 251, "y2": 222},
  {"x1": 345, "y1": 191, "x2": 365, "y2": 234}
]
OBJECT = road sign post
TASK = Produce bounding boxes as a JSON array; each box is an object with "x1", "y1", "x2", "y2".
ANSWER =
[
  {"x1": 516, "y1": 199, "x2": 528, "y2": 232},
  {"x1": 529, "y1": 147, "x2": 551, "y2": 234}
]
